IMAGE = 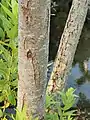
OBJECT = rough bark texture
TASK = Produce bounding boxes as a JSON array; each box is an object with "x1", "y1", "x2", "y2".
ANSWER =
[
  {"x1": 18, "y1": 0, "x2": 51, "y2": 119},
  {"x1": 48, "y1": 0, "x2": 89, "y2": 93}
]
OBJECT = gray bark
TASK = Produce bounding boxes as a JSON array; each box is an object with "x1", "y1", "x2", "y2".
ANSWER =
[
  {"x1": 48, "y1": 0, "x2": 89, "y2": 93},
  {"x1": 18, "y1": 0, "x2": 51, "y2": 119}
]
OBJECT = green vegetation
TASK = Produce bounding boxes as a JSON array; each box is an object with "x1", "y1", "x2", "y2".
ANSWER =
[
  {"x1": 0, "y1": 0, "x2": 18, "y2": 40},
  {"x1": 0, "y1": 0, "x2": 77, "y2": 119},
  {"x1": 11, "y1": 88, "x2": 77, "y2": 120},
  {"x1": 0, "y1": 0, "x2": 18, "y2": 119},
  {"x1": 45, "y1": 88, "x2": 77, "y2": 120}
]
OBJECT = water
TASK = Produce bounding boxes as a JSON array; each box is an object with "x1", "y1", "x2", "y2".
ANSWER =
[
  {"x1": 49, "y1": 1, "x2": 90, "y2": 118},
  {"x1": 66, "y1": 26, "x2": 90, "y2": 119}
]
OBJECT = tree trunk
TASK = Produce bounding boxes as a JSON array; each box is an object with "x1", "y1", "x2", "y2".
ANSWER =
[
  {"x1": 18, "y1": 0, "x2": 51, "y2": 119},
  {"x1": 48, "y1": 0, "x2": 89, "y2": 93}
]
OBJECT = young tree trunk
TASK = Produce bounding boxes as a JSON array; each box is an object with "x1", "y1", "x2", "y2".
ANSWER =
[
  {"x1": 48, "y1": 0, "x2": 89, "y2": 93},
  {"x1": 18, "y1": 0, "x2": 51, "y2": 119}
]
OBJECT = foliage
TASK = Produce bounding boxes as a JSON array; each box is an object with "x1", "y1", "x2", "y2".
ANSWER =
[
  {"x1": 0, "y1": 0, "x2": 18, "y2": 119},
  {"x1": 45, "y1": 88, "x2": 78, "y2": 120},
  {"x1": 0, "y1": 39, "x2": 18, "y2": 104},
  {"x1": 0, "y1": 0, "x2": 78, "y2": 120},
  {"x1": 11, "y1": 106, "x2": 39, "y2": 120},
  {"x1": 0, "y1": 0, "x2": 18, "y2": 40},
  {"x1": 0, "y1": 39, "x2": 18, "y2": 119},
  {"x1": 0, "y1": 88, "x2": 77, "y2": 120}
]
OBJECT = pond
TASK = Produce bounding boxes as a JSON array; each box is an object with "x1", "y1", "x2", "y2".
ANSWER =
[{"x1": 66, "y1": 24, "x2": 90, "y2": 119}]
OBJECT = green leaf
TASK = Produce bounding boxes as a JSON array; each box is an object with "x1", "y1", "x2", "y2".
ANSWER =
[
  {"x1": 63, "y1": 110, "x2": 77, "y2": 116},
  {"x1": 68, "y1": 116, "x2": 73, "y2": 120},
  {"x1": 45, "y1": 112, "x2": 58, "y2": 120},
  {"x1": 0, "y1": 27, "x2": 5, "y2": 39},
  {"x1": 11, "y1": 79, "x2": 18, "y2": 87},
  {"x1": 0, "y1": 44, "x2": 12, "y2": 66},
  {"x1": 45, "y1": 94, "x2": 54, "y2": 108},
  {"x1": 9, "y1": 37, "x2": 18, "y2": 50},
  {"x1": 0, "y1": 60, "x2": 9, "y2": 77},
  {"x1": 0, "y1": 14, "x2": 13, "y2": 31},
  {"x1": 15, "y1": 106, "x2": 27, "y2": 120},
  {"x1": 60, "y1": 92, "x2": 67, "y2": 105},
  {"x1": 57, "y1": 104, "x2": 63, "y2": 118},
  {"x1": 0, "y1": 109, "x2": 3, "y2": 117},
  {"x1": 7, "y1": 24, "x2": 18, "y2": 39},
  {"x1": 0, "y1": 3, "x2": 16, "y2": 23},
  {"x1": 0, "y1": 96, "x2": 4, "y2": 102},
  {"x1": 66, "y1": 88, "x2": 75, "y2": 97},
  {"x1": 8, "y1": 94, "x2": 16, "y2": 105},
  {"x1": 11, "y1": 0, "x2": 18, "y2": 18}
]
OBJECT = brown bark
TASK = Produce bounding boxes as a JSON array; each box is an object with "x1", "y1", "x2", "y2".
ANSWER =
[
  {"x1": 47, "y1": 0, "x2": 89, "y2": 93},
  {"x1": 18, "y1": 0, "x2": 51, "y2": 119}
]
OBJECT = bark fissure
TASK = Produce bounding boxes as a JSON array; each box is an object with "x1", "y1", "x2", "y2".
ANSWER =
[{"x1": 26, "y1": 49, "x2": 40, "y2": 86}]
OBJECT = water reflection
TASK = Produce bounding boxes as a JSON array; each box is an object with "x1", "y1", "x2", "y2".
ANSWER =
[
  {"x1": 50, "y1": 0, "x2": 90, "y2": 118},
  {"x1": 66, "y1": 24, "x2": 90, "y2": 117}
]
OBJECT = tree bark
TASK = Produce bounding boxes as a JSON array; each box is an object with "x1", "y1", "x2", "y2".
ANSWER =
[
  {"x1": 18, "y1": 0, "x2": 51, "y2": 119},
  {"x1": 47, "y1": 0, "x2": 89, "y2": 93}
]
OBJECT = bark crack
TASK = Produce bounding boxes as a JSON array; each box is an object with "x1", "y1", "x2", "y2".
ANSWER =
[{"x1": 27, "y1": 49, "x2": 40, "y2": 86}]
